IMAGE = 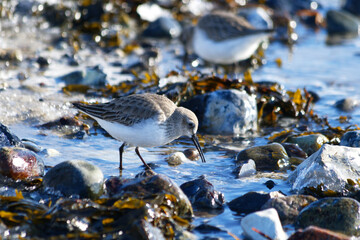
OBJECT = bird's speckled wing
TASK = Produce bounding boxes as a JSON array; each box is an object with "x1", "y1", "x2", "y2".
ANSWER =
[
  {"x1": 198, "y1": 11, "x2": 269, "y2": 42},
  {"x1": 73, "y1": 93, "x2": 176, "y2": 126}
]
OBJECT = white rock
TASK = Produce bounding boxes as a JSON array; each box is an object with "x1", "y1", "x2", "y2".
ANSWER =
[
  {"x1": 241, "y1": 208, "x2": 288, "y2": 240},
  {"x1": 238, "y1": 159, "x2": 256, "y2": 178},
  {"x1": 288, "y1": 144, "x2": 360, "y2": 192},
  {"x1": 166, "y1": 152, "x2": 187, "y2": 166}
]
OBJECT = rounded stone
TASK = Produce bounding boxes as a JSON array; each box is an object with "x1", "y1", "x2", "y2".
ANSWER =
[
  {"x1": 326, "y1": 10, "x2": 360, "y2": 35},
  {"x1": 296, "y1": 197, "x2": 360, "y2": 236},
  {"x1": 43, "y1": 160, "x2": 104, "y2": 199},
  {"x1": 166, "y1": 152, "x2": 186, "y2": 166},
  {"x1": 0, "y1": 147, "x2": 44, "y2": 180},
  {"x1": 335, "y1": 98, "x2": 359, "y2": 112},
  {"x1": 142, "y1": 17, "x2": 182, "y2": 39},
  {"x1": 340, "y1": 131, "x2": 360, "y2": 147},
  {"x1": 236, "y1": 143, "x2": 288, "y2": 171},
  {"x1": 287, "y1": 134, "x2": 329, "y2": 156}
]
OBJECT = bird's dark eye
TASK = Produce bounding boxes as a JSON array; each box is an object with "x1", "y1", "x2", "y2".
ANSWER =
[{"x1": 188, "y1": 122, "x2": 195, "y2": 128}]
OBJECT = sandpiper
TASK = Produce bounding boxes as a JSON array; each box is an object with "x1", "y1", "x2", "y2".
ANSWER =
[
  {"x1": 181, "y1": 11, "x2": 273, "y2": 65},
  {"x1": 73, "y1": 93, "x2": 206, "y2": 170}
]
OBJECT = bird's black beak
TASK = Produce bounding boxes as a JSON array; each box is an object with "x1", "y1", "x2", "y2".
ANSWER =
[{"x1": 191, "y1": 134, "x2": 206, "y2": 163}]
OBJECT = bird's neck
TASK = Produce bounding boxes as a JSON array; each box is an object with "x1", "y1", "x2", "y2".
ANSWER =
[{"x1": 163, "y1": 110, "x2": 183, "y2": 141}]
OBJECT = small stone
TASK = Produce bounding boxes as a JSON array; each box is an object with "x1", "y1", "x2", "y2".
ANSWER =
[
  {"x1": 340, "y1": 130, "x2": 360, "y2": 147},
  {"x1": 36, "y1": 56, "x2": 50, "y2": 68},
  {"x1": 296, "y1": 197, "x2": 360, "y2": 237},
  {"x1": 335, "y1": 98, "x2": 359, "y2": 112},
  {"x1": 181, "y1": 89, "x2": 257, "y2": 135},
  {"x1": 0, "y1": 123, "x2": 24, "y2": 147},
  {"x1": 241, "y1": 208, "x2": 288, "y2": 240},
  {"x1": 57, "y1": 66, "x2": 107, "y2": 87},
  {"x1": 236, "y1": 143, "x2": 288, "y2": 171},
  {"x1": 180, "y1": 175, "x2": 225, "y2": 209},
  {"x1": 166, "y1": 152, "x2": 186, "y2": 166},
  {"x1": 288, "y1": 226, "x2": 351, "y2": 240},
  {"x1": 264, "y1": 180, "x2": 276, "y2": 190},
  {"x1": 288, "y1": 144, "x2": 360, "y2": 193},
  {"x1": 287, "y1": 134, "x2": 328, "y2": 156},
  {"x1": 343, "y1": 0, "x2": 360, "y2": 16},
  {"x1": 261, "y1": 195, "x2": 317, "y2": 225},
  {"x1": 326, "y1": 10, "x2": 360, "y2": 35},
  {"x1": 142, "y1": 17, "x2": 182, "y2": 39},
  {"x1": 0, "y1": 147, "x2": 44, "y2": 180},
  {"x1": 43, "y1": 160, "x2": 104, "y2": 199},
  {"x1": 237, "y1": 159, "x2": 256, "y2": 178},
  {"x1": 183, "y1": 148, "x2": 199, "y2": 161},
  {"x1": 281, "y1": 143, "x2": 308, "y2": 159},
  {"x1": 228, "y1": 191, "x2": 285, "y2": 214}
]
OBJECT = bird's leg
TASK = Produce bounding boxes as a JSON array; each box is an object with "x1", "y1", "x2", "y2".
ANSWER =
[
  {"x1": 119, "y1": 143, "x2": 126, "y2": 170},
  {"x1": 135, "y1": 147, "x2": 151, "y2": 169}
]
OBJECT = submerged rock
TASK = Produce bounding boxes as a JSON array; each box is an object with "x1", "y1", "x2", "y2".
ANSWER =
[
  {"x1": 183, "y1": 148, "x2": 199, "y2": 161},
  {"x1": 281, "y1": 143, "x2": 308, "y2": 159},
  {"x1": 181, "y1": 89, "x2": 257, "y2": 135},
  {"x1": 43, "y1": 160, "x2": 104, "y2": 199},
  {"x1": 241, "y1": 208, "x2": 288, "y2": 240},
  {"x1": 340, "y1": 130, "x2": 360, "y2": 147},
  {"x1": 57, "y1": 66, "x2": 107, "y2": 87},
  {"x1": 343, "y1": 0, "x2": 360, "y2": 16},
  {"x1": 106, "y1": 174, "x2": 193, "y2": 218},
  {"x1": 326, "y1": 10, "x2": 360, "y2": 35},
  {"x1": 0, "y1": 147, "x2": 44, "y2": 180},
  {"x1": 288, "y1": 144, "x2": 360, "y2": 193},
  {"x1": 261, "y1": 195, "x2": 317, "y2": 225},
  {"x1": 228, "y1": 191, "x2": 284, "y2": 214},
  {"x1": 287, "y1": 134, "x2": 328, "y2": 156},
  {"x1": 288, "y1": 226, "x2": 351, "y2": 240},
  {"x1": 335, "y1": 98, "x2": 359, "y2": 112},
  {"x1": 180, "y1": 175, "x2": 225, "y2": 209},
  {"x1": 236, "y1": 143, "x2": 289, "y2": 171},
  {"x1": 296, "y1": 197, "x2": 360, "y2": 236},
  {"x1": 166, "y1": 152, "x2": 187, "y2": 166},
  {"x1": 0, "y1": 123, "x2": 24, "y2": 147},
  {"x1": 142, "y1": 17, "x2": 181, "y2": 39}
]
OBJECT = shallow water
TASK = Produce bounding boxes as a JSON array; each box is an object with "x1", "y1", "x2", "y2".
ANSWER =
[{"x1": 1, "y1": 0, "x2": 360, "y2": 238}]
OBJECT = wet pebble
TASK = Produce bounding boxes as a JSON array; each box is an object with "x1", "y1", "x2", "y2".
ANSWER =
[
  {"x1": 0, "y1": 147, "x2": 44, "y2": 180},
  {"x1": 241, "y1": 208, "x2": 288, "y2": 240},
  {"x1": 181, "y1": 89, "x2": 257, "y2": 135},
  {"x1": 183, "y1": 148, "x2": 199, "y2": 161},
  {"x1": 180, "y1": 175, "x2": 225, "y2": 209},
  {"x1": 142, "y1": 17, "x2": 181, "y2": 39},
  {"x1": 340, "y1": 130, "x2": 360, "y2": 147},
  {"x1": 288, "y1": 226, "x2": 351, "y2": 240},
  {"x1": 166, "y1": 152, "x2": 187, "y2": 166},
  {"x1": 43, "y1": 160, "x2": 104, "y2": 199},
  {"x1": 335, "y1": 98, "x2": 359, "y2": 112},
  {"x1": 264, "y1": 180, "x2": 276, "y2": 190},
  {"x1": 106, "y1": 174, "x2": 193, "y2": 218},
  {"x1": 0, "y1": 122, "x2": 24, "y2": 147},
  {"x1": 57, "y1": 66, "x2": 107, "y2": 87},
  {"x1": 281, "y1": 143, "x2": 308, "y2": 159},
  {"x1": 261, "y1": 195, "x2": 317, "y2": 225},
  {"x1": 326, "y1": 10, "x2": 360, "y2": 35},
  {"x1": 236, "y1": 143, "x2": 288, "y2": 171},
  {"x1": 36, "y1": 56, "x2": 50, "y2": 69},
  {"x1": 236, "y1": 159, "x2": 256, "y2": 178},
  {"x1": 343, "y1": 0, "x2": 360, "y2": 16},
  {"x1": 296, "y1": 197, "x2": 360, "y2": 236},
  {"x1": 288, "y1": 144, "x2": 360, "y2": 193},
  {"x1": 287, "y1": 134, "x2": 328, "y2": 156},
  {"x1": 228, "y1": 191, "x2": 284, "y2": 214}
]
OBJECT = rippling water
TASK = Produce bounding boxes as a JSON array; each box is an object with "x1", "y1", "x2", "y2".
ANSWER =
[{"x1": 1, "y1": 0, "x2": 360, "y2": 238}]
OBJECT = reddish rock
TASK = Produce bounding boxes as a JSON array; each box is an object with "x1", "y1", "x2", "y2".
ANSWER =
[
  {"x1": 288, "y1": 226, "x2": 351, "y2": 240},
  {"x1": 0, "y1": 147, "x2": 44, "y2": 180}
]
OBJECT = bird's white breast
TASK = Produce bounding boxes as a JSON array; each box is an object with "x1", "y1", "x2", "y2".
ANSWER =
[
  {"x1": 193, "y1": 27, "x2": 269, "y2": 64},
  {"x1": 95, "y1": 117, "x2": 168, "y2": 147}
]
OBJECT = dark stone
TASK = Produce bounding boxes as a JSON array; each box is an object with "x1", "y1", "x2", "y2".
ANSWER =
[
  {"x1": 264, "y1": 180, "x2": 276, "y2": 190},
  {"x1": 343, "y1": 0, "x2": 360, "y2": 16},
  {"x1": 0, "y1": 147, "x2": 44, "y2": 180},
  {"x1": 281, "y1": 143, "x2": 308, "y2": 159},
  {"x1": 180, "y1": 175, "x2": 225, "y2": 209},
  {"x1": 262, "y1": 195, "x2": 317, "y2": 225},
  {"x1": 57, "y1": 66, "x2": 107, "y2": 87},
  {"x1": 340, "y1": 130, "x2": 360, "y2": 147},
  {"x1": 194, "y1": 223, "x2": 226, "y2": 234},
  {"x1": 0, "y1": 123, "x2": 24, "y2": 147},
  {"x1": 296, "y1": 197, "x2": 360, "y2": 236},
  {"x1": 288, "y1": 226, "x2": 351, "y2": 240},
  {"x1": 36, "y1": 56, "x2": 50, "y2": 68},
  {"x1": 43, "y1": 160, "x2": 104, "y2": 199},
  {"x1": 142, "y1": 17, "x2": 181, "y2": 39},
  {"x1": 326, "y1": 10, "x2": 360, "y2": 35},
  {"x1": 183, "y1": 148, "x2": 199, "y2": 161},
  {"x1": 236, "y1": 143, "x2": 288, "y2": 171},
  {"x1": 228, "y1": 191, "x2": 283, "y2": 214},
  {"x1": 106, "y1": 174, "x2": 193, "y2": 218},
  {"x1": 335, "y1": 98, "x2": 359, "y2": 112}
]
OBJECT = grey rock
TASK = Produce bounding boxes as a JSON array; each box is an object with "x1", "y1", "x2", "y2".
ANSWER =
[
  {"x1": 287, "y1": 134, "x2": 328, "y2": 156},
  {"x1": 180, "y1": 175, "x2": 225, "y2": 209},
  {"x1": 340, "y1": 130, "x2": 360, "y2": 147},
  {"x1": 57, "y1": 66, "x2": 107, "y2": 87},
  {"x1": 343, "y1": 0, "x2": 360, "y2": 17},
  {"x1": 0, "y1": 123, "x2": 24, "y2": 147},
  {"x1": 181, "y1": 89, "x2": 257, "y2": 135},
  {"x1": 326, "y1": 10, "x2": 360, "y2": 35},
  {"x1": 261, "y1": 195, "x2": 317, "y2": 225},
  {"x1": 335, "y1": 98, "x2": 359, "y2": 112},
  {"x1": 43, "y1": 160, "x2": 104, "y2": 199},
  {"x1": 296, "y1": 197, "x2": 360, "y2": 236},
  {"x1": 142, "y1": 17, "x2": 181, "y2": 39},
  {"x1": 288, "y1": 144, "x2": 360, "y2": 192}
]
